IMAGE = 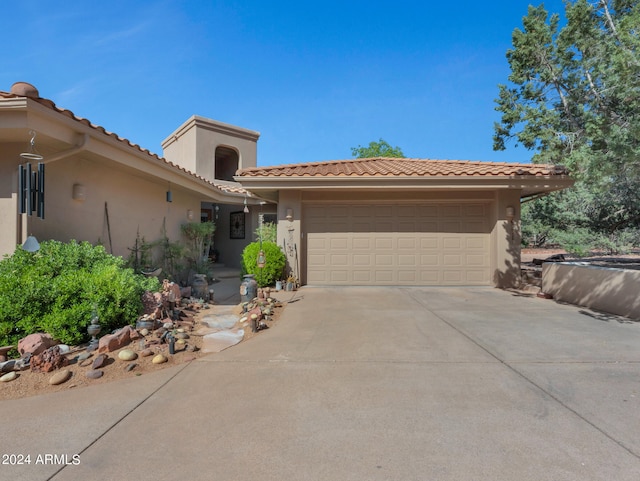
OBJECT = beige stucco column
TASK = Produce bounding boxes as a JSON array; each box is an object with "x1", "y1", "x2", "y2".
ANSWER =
[
  {"x1": 276, "y1": 190, "x2": 302, "y2": 283},
  {"x1": 492, "y1": 190, "x2": 522, "y2": 288}
]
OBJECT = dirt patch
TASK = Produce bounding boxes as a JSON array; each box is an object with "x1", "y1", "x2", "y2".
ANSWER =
[{"x1": 0, "y1": 300, "x2": 286, "y2": 402}]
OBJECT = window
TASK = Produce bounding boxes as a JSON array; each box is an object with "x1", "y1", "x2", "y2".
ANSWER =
[{"x1": 215, "y1": 146, "x2": 239, "y2": 181}]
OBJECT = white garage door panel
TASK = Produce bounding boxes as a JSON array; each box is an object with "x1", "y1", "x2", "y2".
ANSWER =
[{"x1": 305, "y1": 203, "x2": 491, "y2": 286}]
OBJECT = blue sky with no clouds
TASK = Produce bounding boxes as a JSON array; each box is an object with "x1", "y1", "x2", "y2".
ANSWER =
[{"x1": 1, "y1": 1, "x2": 566, "y2": 166}]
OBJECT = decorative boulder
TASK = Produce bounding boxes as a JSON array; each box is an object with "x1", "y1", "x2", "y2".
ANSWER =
[
  {"x1": 98, "y1": 325, "x2": 140, "y2": 353},
  {"x1": 18, "y1": 333, "x2": 56, "y2": 356},
  {"x1": 30, "y1": 346, "x2": 69, "y2": 373}
]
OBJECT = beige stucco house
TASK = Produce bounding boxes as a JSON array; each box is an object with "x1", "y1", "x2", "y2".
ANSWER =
[
  {"x1": 0, "y1": 82, "x2": 268, "y2": 270},
  {"x1": 1, "y1": 81, "x2": 573, "y2": 288},
  {"x1": 237, "y1": 159, "x2": 572, "y2": 288}
]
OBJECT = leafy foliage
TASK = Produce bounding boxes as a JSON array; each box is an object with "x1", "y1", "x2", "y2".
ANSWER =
[
  {"x1": 351, "y1": 139, "x2": 405, "y2": 158},
  {"x1": 496, "y1": 1, "x2": 640, "y2": 250},
  {"x1": 181, "y1": 221, "x2": 216, "y2": 274},
  {"x1": 241, "y1": 241, "x2": 286, "y2": 287},
  {"x1": 255, "y1": 221, "x2": 277, "y2": 244},
  {"x1": 0, "y1": 240, "x2": 159, "y2": 347}
]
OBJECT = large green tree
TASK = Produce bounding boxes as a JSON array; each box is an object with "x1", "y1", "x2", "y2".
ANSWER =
[
  {"x1": 495, "y1": 0, "x2": 640, "y2": 237},
  {"x1": 351, "y1": 139, "x2": 405, "y2": 158}
]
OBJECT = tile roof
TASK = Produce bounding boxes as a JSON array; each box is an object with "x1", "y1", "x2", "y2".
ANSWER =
[
  {"x1": 237, "y1": 157, "x2": 569, "y2": 178},
  {"x1": 0, "y1": 89, "x2": 249, "y2": 197}
]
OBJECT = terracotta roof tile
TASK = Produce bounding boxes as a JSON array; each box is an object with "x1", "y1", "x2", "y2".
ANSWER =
[
  {"x1": 237, "y1": 157, "x2": 569, "y2": 178},
  {"x1": 0, "y1": 90, "x2": 249, "y2": 197}
]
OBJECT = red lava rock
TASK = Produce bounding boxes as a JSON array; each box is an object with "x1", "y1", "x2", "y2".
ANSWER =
[
  {"x1": 30, "y1": 346, "x2": 69, "y2": 373},
  {"x1": 18, "y1": 333, "x2": 56, "y2": 357},
  {"x1": 98, "y1": 325, "x2": 139, "y2": 353}
]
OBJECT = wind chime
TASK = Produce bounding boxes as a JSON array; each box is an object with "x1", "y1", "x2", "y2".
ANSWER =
[
  {"x1": 257, "y1": 202, "x2": 266, "y2": 269},
  {"x1": 18, "y1": 130, "x2": 45, "y2": 219}
]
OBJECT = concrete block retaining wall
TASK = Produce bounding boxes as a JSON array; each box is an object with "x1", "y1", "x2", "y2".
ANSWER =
[{"x1": 542, "y1": 262, "x2": 640, "y2": 319}]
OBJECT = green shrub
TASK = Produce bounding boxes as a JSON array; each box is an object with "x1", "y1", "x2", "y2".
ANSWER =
[
  {"x1": 0, "y1": 240, "x2": 159, "y2": 348},
  {"x1": 241, "y1": 241, "x2": 286, "y2": 287},
  {"x1": 550, "y1": 228, "x2": 594, "y2": 257}
]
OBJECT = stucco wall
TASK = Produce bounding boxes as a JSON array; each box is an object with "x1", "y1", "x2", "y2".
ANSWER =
[
  {"x1": 201, "y1": 202, "x2": 255, "y2": 269},
  {"x1": 26, "y1": 155, "x2": 200, "y2": 260},
  {"x1": 491, "y1": 190, "x2": 522, "y2": 288},
  {"x1": 542, "y1": 263, "x2": 640, "y2": 319},
  {"x1": 0, "y1": 143, "x2": 21, "y2": 257},
  {"x1": 162, "y1": 116, "x2": 258, "y2": 183}
]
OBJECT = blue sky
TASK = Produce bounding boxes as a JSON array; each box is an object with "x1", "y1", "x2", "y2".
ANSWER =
[{"x1": 2, "y1": 1, "x2": 567, "y2": 166}]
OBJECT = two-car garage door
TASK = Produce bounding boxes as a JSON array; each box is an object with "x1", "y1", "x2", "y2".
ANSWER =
[{"x1": 304, "y1": 203, "x2": 491, "y2": 286}]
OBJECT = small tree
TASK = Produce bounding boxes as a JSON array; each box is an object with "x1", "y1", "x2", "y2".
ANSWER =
[
  {"x1": 181, "y1": 221, "x2": 216, "y2": 274},
  {"x1": 255, "y1": 221, "x2": 277, "y2": 243},
  {"x1": 351, "y1": 139, "x2": 405, "y2": 158}
]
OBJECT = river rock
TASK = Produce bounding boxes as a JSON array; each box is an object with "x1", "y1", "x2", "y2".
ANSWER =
[
  {"x1": 86, "y1": 370, "x2": 103, "y2": 379},
  {"x1": 176, "y1": 332, "x2": 189, "y2": 340},
  {"x1": 78, "y1": 352, "x2": 92, "y2": 362},
  {"x1": 140, "y1": 348, "x2": 154, "y2": 357},
  {"x1": 118, "y1": 349, "x2": 138, "y2": 361},
  {"x1": 125, "y1": 363, "x2": 137, "y2": 372},
  {"x1": 152, "y1": 354, "x2": 167, "y2": 364},
  {"x1": 139, "y1": 328, "x2": 149, "y2": 337},
  {"x1": 49, "y1": 369, "x2": 71, "y2": 385},
  {"x1": 0, "y1": 371, "x2": 18, "y2": 382},
  {"x1": 92, "y1": 353, "x2": 108, "y2": 369}
]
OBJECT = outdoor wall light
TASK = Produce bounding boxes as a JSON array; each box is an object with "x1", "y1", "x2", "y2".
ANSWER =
[
  {"x1": 72, "y1": 183, "x2": 85, "y2": 201},
  {"x1": 286, "y1": 208, "x2": 293, "y2": 221},
  {"x1": 187, "y1": 209, "x2": 194, "y2": 220},
  {"x1": 243, "y1": 197, "x2": 249, "y2": 213}
]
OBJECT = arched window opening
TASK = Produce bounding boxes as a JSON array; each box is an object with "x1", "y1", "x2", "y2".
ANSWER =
[{"x1": 215, "y1": 146, "x2": 239, "y2": 181}]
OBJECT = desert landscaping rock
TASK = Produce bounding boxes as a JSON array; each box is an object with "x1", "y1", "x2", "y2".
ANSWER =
[
  {"x1": 92, "y1": 353, "x2": 108, "y2": 369},
  {"x1": 18, "y1": 333, "x2": 56, "y2": 356},
  {"x1": 49, "y1": 369, "x2": 71, "y2": 385},
  {"x1": 139, "y1": 328, "x2": 149, "y2": 336},
  {"x1": 140, "y1": 349, "x2": 154, "y2": 357},
  {"x1": 0, "y1": 371, "x2": 18, "y2": 382},
  {"x1": 31, "y1": 346, "x2": 69, "y2": 373},
  {"x1": 98, "y1": 325, "x2": 139, "y2": 353},
  {"x1": 85, "y1": 370, "x2": 104, "y2": 379},
  {"x1": 125, "y1": 363, "x2": 137, "y2": 372},
  {"x1": 77, "y1": 352, "x2": 92, "y2": 362},
  {"x1": 176, "y1": 332, "x2": 189, "y2": 339},
  {"x1": 152, "y1": 354, "x2": 168, "y2": 364},
  {"x1": 118, "y1": 349, "x2": 138, "y2": 361}
]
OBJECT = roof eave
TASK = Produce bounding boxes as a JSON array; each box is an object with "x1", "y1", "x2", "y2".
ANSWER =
[{"x1": 237, "y1": 175, "x2": 574, "y2": 193}]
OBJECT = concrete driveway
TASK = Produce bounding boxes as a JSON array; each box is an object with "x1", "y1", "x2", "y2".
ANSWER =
[{"x1": 2, "y1": 287, "x2": 640, "y2": 480}]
